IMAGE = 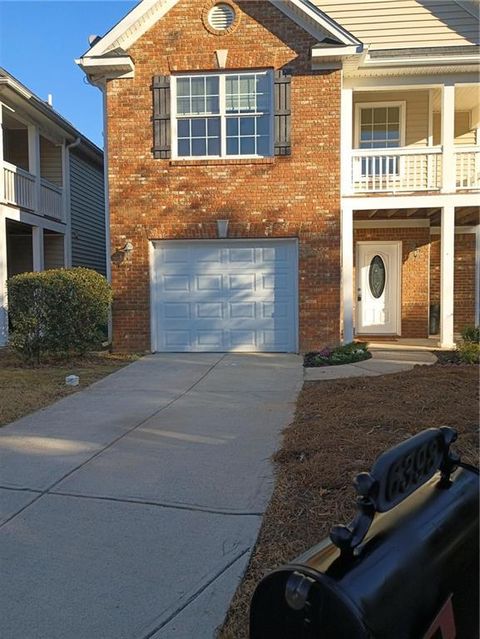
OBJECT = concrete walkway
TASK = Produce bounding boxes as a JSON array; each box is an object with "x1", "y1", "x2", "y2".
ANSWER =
[
  {"x1": 304, "y1": 347, "x2": 436, "y2": 381},
  {"x1": 0, "y1": 354, "x2": 303, "y2": 639}
]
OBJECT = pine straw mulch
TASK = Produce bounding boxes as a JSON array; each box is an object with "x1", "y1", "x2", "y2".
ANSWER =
[{"x1": 219, "y1": 363, "x2": 479, "y2": 638}]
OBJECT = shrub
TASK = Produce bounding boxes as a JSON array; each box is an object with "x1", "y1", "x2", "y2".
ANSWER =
[
  {"x1": 461, "y1": 325, "x2": 480, "y2": 344},
  {"x1": 304, "y1": 341, "x2": 371, "y2": 367},
  {"x1": 457, "y1": 341, "x2": 480, "y2": 365},
  {"x1": 7, "y1": 268, "x2": 112, "y2": 362}
]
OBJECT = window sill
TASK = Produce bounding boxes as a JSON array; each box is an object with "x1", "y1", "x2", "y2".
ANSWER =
[{"x1": 170, "y1": 157, "x2": 275, "y2": 167}]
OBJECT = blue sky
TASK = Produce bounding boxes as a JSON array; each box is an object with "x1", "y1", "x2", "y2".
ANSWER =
[{"x1": 0, "y1": 0, "x2": 137, "y2": 147}]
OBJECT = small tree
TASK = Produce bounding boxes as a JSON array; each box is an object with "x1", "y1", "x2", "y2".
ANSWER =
[{"x1": 7, "y1": 268, "x2": 112, "y2": 363}]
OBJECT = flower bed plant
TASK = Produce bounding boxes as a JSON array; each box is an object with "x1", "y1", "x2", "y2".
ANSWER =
[
  {"x1": 304, "y1": 341, "x2": 371, "y2": 367},
  {"x1": 435, "y1": 326, "x2": 480, "y2": 366}
]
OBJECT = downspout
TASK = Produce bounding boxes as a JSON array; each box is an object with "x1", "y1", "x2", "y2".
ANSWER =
[{"x1": 64, "y1": 136, "x2": 81, "y2": 267}]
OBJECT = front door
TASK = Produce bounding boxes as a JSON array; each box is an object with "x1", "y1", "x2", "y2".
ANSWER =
[{"x1": 356, "y1": 242, "x2": 401, "y2": 335}]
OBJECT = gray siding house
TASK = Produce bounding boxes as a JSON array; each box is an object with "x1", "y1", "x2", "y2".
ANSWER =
[{"x1": 0, "y1": 67, "x2": 106, "y2": 346}]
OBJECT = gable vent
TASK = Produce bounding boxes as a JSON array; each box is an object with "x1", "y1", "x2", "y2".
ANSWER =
[{"x1": 208, "y1": 3, "x2": 235, "y2": 30}]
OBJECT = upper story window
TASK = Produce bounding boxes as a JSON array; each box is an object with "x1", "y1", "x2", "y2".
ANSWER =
[
  {"x1": 357, "y1": 103, "x2": 405, "y2": 149},
  {"x1": 172, "y1": 71, "x2": 273, "y2": 159}
]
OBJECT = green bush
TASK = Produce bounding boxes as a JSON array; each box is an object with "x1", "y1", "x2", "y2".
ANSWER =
[
  {"x1": 7, "y1": 268, "x2": 112, "y2": 362},
  {"x1": 457, "y1": 341, "x2": 480, "y2": 365},
  {"x1": 461, "y1": 325, "x2": 480, "y2": 344}
]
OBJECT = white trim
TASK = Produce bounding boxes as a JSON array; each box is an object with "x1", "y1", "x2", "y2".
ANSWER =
[
  {"x1": 84, "y1": 0, "x2": 359, "y2": 61},
  {"x1": 343, "y1": 75, "x2": 480, "y2": 91},
  {"x1": 149, "y1": 240, "x2": 157, "y2": 353},
  {"x1": 355, "y1": 240, "x2": 402, "y2": 336},
  {"x1": 430, "y1": 225, "x2": 479, "y2": 234},
  {"x1": 341, "y1": 205, "x2": 354, "y2": 342},
  {"x1": 440, "y1": 205, "x2": 455, "y2": 348},
  {"x1": 475, "y1": 225, "x2": 480, "y2": 326},
  {"x1": 361, "y1": 53, "x2": 480, "y2": 68},
  {"x1": 311, "y1": 46, "x2": 361, "y2": 59},
  {"x1": 0, "y1": 205, "x2": 67, "y2": 233},
  {"x1": 427, "y1": 89, "x2": 434, "y2": 147},
  {"x1": 354, "y1": 101, "x2": 406, "y2": 148},
  {"x1": 85, "y1": 0, "x2": 178, "y2": 57},
  {"x1": 342, "y1": 192, "x2": 480, "y2": 210},
  {"x1": 441, "y1": 83, "x2": 456, "y2": 193},
  {"x1": 341, "y1": 83, "x2": 353, "y2": 196},
  {"x1": 170, "y1": 70, "x2": 274, "y2": 161},
  {"x1": 32, "y1": 226, "x2": 44, "y2": 272},
  {"x1": 355, "y1": 219, "x2": 430, "y2": 229},
  {"x1": 272, "y1": 0, "x2": 360, "y2": 46}
]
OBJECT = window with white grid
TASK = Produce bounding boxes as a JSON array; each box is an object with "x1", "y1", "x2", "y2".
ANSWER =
[{"x1": 172, "y1": 71, "x2": 273, "y2": 159}]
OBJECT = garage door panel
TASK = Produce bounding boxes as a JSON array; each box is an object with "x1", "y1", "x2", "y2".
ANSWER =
[{"x1": 152, "y1": 240, "x2": 297, "y2": 352}]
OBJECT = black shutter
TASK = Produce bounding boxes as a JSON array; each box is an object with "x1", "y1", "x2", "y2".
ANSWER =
[
  {"x1": 274, "y1": 69, "x2": 292, "y2": 156},
  {"x1": 152, "y1": 75, "x2": 171, "y2": 159}
]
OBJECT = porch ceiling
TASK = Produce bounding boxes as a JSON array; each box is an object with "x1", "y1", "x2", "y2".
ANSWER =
[{"x1": 354, "y1": 206, "x2": 480, "y2": 226}]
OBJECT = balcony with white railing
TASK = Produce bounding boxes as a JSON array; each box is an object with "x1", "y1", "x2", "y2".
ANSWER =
[
  {"x1": 2, "y1": 160, "x2": 65, "y2": 222},
  {"x1": 351, "y1": 147, "x2": 443, "y2": 194},
  {"x1": 456, "y1": 147, "x2": 480, "y2": 190}
]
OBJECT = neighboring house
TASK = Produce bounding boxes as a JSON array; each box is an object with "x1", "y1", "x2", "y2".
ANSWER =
[
  {"x1": 77, "y1": 0, "x2": 479, "y2": 353},
  {"x1": 0, "y1": 67, "x2": 106, "y2": 346}
]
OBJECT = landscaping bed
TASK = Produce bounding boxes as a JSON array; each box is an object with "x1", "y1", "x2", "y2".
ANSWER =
[
  {"x1": 304, "y1": 341, "x2": 371, "y2": 367},
  {"x1": 0, "y1": 349, "x2": 137, "y2": 428},
  {"x1": 219, "y1": 364, "x2": 479, "y2": 638}
]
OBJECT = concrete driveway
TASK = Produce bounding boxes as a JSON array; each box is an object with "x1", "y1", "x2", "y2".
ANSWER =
[{"x1": 0, "y1": 353, "x2": 302, "y2": 639}]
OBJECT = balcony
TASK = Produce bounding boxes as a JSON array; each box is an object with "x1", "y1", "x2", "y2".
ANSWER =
[
  {"x1": 2, "y1": 160, "x2": 65, "y2": 221},
  {"x1": 349, "y1": 146, "x2": 480, "y2": 194},
  {"x1": 342, "y1": 84, "x2": 480, "y2": 198}
]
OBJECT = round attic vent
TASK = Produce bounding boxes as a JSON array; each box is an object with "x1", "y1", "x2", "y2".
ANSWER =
[{"x1": 208, "y1": 3, "x2": 235, "y2": 30}]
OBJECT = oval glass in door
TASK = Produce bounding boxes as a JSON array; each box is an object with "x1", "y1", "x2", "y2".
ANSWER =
[{"x1": 369, "y1": 255, "x2": 386, "y2": 299}]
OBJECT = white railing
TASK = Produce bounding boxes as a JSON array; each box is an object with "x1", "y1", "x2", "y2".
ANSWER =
[
  {"x1": 2, "y1": 161, "x2": 36, "y2": 210},
  {"x1": 351, "y1": 147, "x2": 442, "y2": 194},
  {"x1": 2, "y1": 161, "x2": 65, "y2": 220},
  {"x1": 39, "y1": 178, "x2": 64, "y2": 220},
  {"x1": 455, "y1": 146, "x2": 480, "y2": 190}
]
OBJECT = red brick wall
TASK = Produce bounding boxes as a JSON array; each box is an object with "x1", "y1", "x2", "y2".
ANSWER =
[
  {"x1": 106, "y1": 0, "x2": 341, "y2": 352},
  {"x1": 354, "y1": 227, "x2": 431, "y2": 338},
  {"x1": 429, "y1": 233, "x2": 476, "y2": 333}
]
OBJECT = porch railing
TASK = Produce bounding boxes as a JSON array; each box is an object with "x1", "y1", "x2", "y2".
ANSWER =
[
  {"x1": 455, "y1": 147, "x2": 480, "y2": 190},
  {"x1": 2, "y1": 160, "x2": 64, "y2": 220},
  {"x1": 3, "y1": 161, "x2": 36, "y2": 210},
  {"x1": 350, "y1": 147, "x2": 442, "y2": 194},
  {"x1": 39, "y1": 178, "x2": 64, "y2": 221}
]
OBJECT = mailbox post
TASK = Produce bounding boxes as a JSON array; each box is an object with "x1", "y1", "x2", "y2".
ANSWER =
[{"x1": 250, "y1": 427, "x2": 479, "y2": 639}]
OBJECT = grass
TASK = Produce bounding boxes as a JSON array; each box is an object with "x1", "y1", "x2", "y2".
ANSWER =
[
  {"x1": 0, "y1": 349, "x2": 138, "y2": 428},
  {"x1": 219, "y1": 363, "x2": 479, "y2": 638}
]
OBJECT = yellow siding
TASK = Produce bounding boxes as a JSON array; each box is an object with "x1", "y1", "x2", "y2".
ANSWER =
[
  {"x1": 354, "y1": 90, "x2": 429, "y2": 146},
  {"x1": 432, "y1": 111, "x2": 477, "y2": 145},
  {"x1": 316, "y1": 0, "x2": 479, "y2": 49}
]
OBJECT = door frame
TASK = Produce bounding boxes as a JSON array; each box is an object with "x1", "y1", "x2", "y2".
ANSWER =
[
  {"x1": 148, "y1": 238, "x2": 299, "y2": 353},
  {"x1": 355, "y1": 240, "x2": 402, "y2": 336}
]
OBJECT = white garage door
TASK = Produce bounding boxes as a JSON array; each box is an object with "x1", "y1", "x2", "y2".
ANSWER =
[{"x1": 151, "y1": 240, "x2": 298, "y2": 352}]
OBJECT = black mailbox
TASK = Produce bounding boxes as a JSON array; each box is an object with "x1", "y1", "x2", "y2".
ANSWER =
[{"x1": 250, "y1": 427, "x2": 479, "y2": 639}]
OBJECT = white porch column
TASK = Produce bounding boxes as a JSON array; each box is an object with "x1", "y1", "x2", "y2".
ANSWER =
[
  {"x1": 439, "y1": 205, "x2": 455, "y2": 348},
  {"x1": 32, "y1": 226, "x2": 44, "y2": 272},
  {"x1": 475, "y1": 225, "x2": 480, "y2": 327},
  {"x1": 341, "y1": 205, "x2": 354, "y2": 343},
  {"x1": 0, "y1": 214, "x2": 7, "y2": 345},
  {"x1": 0, "y1": 105, "x2": 4, "y2": 203},
  {"x1": 28, "y1": 125, "x2": 41, "y2": 212},
  {"x1": 341, "y1": 85, "x2": 353, "y2": 196},
  {"x1": 441, "y1": 83, "x2": 456, "y2": 193}
]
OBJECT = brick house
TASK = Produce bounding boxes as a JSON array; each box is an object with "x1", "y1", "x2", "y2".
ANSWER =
[{"x1": 77, "y1": 0, "x2": 479, "y2": 353}]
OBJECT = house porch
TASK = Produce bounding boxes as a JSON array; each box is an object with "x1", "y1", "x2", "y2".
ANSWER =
[{"x1": 341, "y1": 205, "x2": 479, "y2": 348}]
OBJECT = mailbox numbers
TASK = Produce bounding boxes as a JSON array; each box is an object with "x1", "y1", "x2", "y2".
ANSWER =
[{"x1": 385, "y1": 438, "x2": 442, "y2": 503}]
